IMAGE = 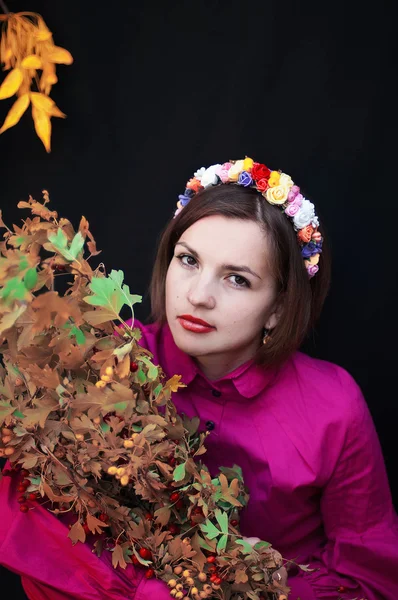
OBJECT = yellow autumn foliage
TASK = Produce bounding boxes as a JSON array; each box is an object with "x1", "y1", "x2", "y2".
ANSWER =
[
  {"x1": 0, "y1": 93, "x2": 30, "y2": 134},
  {"x1": 0, "y1": 12, "x2": 73, "y2": 151}
]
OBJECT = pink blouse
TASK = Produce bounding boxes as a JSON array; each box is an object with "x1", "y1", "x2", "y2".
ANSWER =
[{"x1": 1, "y1": 318, "x2": 397, "y2": 600}]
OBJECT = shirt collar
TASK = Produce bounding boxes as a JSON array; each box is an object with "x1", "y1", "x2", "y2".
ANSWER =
[{"x1": 159, "y1": 322, "x2": 277, "y2": 399}]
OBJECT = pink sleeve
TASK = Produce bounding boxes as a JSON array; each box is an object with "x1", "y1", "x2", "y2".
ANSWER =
[
  {"x1": 0, "y1": 466, "x2": 160, "y2": 600},
  {"x1": 289, "y1": 381, "x2": 398, "y2": 600}
]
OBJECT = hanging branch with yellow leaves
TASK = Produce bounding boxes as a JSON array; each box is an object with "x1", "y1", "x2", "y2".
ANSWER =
[{"x1": 0, "y1": 8, "x2": 73, "y2": 152}]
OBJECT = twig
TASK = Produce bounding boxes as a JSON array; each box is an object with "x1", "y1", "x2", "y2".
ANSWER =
[{"x1": 0, "y1": 1, "x2": 9, "y2": 14}]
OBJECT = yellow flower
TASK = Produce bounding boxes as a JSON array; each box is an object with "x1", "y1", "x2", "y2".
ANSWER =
[
  {"x1": 265, "y1": 185, "x2": 289, "y2": 205},
  {"x1": 268, "y1": 171, "x2": 280, "y2": 187},
  {"x1": 228, "y1": 159, "x2": 245, "y2": 181},
  {"x1": 243, "y1": 157, "x2": 254, "y2": 171},
  {"x1": 279, "y1": 172, "x2": 294, "y2": 188}
]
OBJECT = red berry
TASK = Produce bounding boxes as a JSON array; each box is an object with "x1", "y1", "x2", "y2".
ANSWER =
[
  {"x1": 170, "y1": 492, "x2": 180, "y2": 503},
  {"x1": 83, "y1": 523, "x2": 91, "y2": 534},
  {"x1": 17, "y1": 495, "x2": 26, "y2": 503},
  {"x1": 337, "y1": 587, "x2": 346, "y2": 593},
  {"x1": 168, "y1": 523, "x2": 180, "y2": 535},
  {"x1": 168, "y1": 456, "x2": 176, "y2": 467},
  {"x1": 99, "y1": 513, "x2": 108, "y2": 522},
  {"x1": 210, "y1": 574, "x2": 218, "y2": 582},
  {"x1": 144, "y1": 512, "x2": 153, "y2": 521},
  {"x1": 132, "y1": 555, "x2": 140, "y2": 566},
  {"x1": 20, "y1": 469, "x2": 30, "y2": 477},
  {"x1": 208, "y1": 565, "x2": 217, "y2": 573},
  {"x1": 145, "y1": 568, "x2": 154, "y2": 579},
  {"x1": 27, "y1": 493, "x2": 38, "y2": 501},
  {"x1": 207, "y1": 555, "x2": 216, "y2": 563},
  {"x1": 214, "y1": 577, "x2": 222, "y2": 585},
  {"x1": 138, "y1": 548, "x2": 152, "y2": 560},
  {"x1": 192, "y1": 506, "x2": 203, "y2": 515},
  {"x1": 175, "y1": 499, "x2": 184, "y2": 510},
  {"x1": 17, "y1": 484, "x2": 26, "y2": 493},
  {"x1": 130, "y1": 361, "x2": 138, "y2": 372},
  {"x1": 21, "y1": 479, "x2": 30, "y2": 489},
  {"x1": 20, "y1": 504, "x2": 29, "y2": 513},
  {"x1": 230, "y1": 519, "x2": 238, "y2": 527}
]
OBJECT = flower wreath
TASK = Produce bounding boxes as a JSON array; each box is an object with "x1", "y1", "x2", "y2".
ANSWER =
[{"x1": 174, "y1": 158, "x2": 323, "y2": 279}]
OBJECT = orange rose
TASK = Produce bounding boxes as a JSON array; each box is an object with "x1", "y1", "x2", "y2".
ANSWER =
[
  {"x1": 297, "y1": 225, "x2": 314, "y2": 243},
  {"x1": 186, "y1": 178, "x2": 202, "y2": 192}
]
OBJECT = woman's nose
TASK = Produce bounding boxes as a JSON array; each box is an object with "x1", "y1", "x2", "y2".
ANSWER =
[{"x1": 187, "y1": 277, "x2": 216, "y2": 309}]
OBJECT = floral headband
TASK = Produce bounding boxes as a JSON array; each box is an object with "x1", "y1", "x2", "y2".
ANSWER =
[{"x1": 174, "y1": 157, "x2": 323, "y2": 278}]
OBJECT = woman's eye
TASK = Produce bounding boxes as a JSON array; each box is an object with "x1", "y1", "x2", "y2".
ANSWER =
[
  {"x1": 177, "y1": 254, "x2": 196, "y2": 267},
  {"x1": 177, "y1": 254, "x2": 250, "y2": 289}
]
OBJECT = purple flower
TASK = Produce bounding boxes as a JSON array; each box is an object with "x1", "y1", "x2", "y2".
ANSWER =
[
  {"x1": 307, "y1": 264, "x2": 319, "y2": 278},
  {"x1": 238, "y1": 171, "x2": 253, "y2": 187},
  {"x1": 184, "y1": 188, "x2": 195, "y2": 198},
  {"x1": 178, "y1": 194, "x2": 191, "y2": 207},
  {"x1": 302, "y1": 241, "x2": 323, "y2": 258}
]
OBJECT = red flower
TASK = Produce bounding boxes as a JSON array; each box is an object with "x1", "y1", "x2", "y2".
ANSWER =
[
  {"x1": 256, "y1": 178, "x2": 269, "y2": 192},
  {"x1": 251, "y1": 163, "x2": 271, "y2": 182}
]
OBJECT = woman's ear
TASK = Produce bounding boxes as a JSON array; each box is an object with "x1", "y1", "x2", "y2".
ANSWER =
[{"x1": 264, "y1": 294, "x2": 284, "y2": 330}]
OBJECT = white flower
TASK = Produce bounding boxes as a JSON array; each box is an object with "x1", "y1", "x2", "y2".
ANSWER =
[
  {"x1": 293, "y1": 198, "x2": 316, "y2": 229},
  {"x1": 200, "y1": 164, "x2": 221, "y2": 188},
  {"x1": 311, "y1": 216, "x2": 320, "y2": 228},
  {"x1": 194, "y1": 167, "x2": 206, "y2": 181}
]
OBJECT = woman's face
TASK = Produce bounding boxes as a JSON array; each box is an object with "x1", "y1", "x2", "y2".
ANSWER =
[{"x1": 165, "y1": 215, "x2": 279, "y2": 378}]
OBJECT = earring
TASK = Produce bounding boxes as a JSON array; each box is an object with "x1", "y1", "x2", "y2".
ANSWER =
[{"x1": 262, "y1": 328, "x2": 271, "y2": 345}]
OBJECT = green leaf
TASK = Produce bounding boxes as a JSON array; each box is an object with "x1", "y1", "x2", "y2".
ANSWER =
[
  {"x1": 13, "y1": 409, "x2": 25, "y2": 418},
  {"x1": 19, "y1": 257, "x2": 29, "y2": 270},
  {"x1": 100, "y1": 422, "x2": 110, "y2": 433},
  {"x1": 0, "y1": 277, "x2": 27, "y2": 303},
  {"x1": 0, "y1": 400, "x2": 14, "y2": 422},
  {"x1": 173, "y1": 462, "x2": 186, "y2": 482},
  {"x1": 216, "y1": 534, "x2": 228, "y2": 553},
  {"x1": 253, "y1": 541, "x2": 271, "y2": 551},
  {"x1": 113, "y1": 342, "x2": 133, "y2": 361},
  {"x1": 136, "y1": 369, "x2": 146, "y2": 384},
  {"x1": 68, "y1": 232, "x2": 85, "y2": 259},
  {"x1": 69, "y1": 325, "x2": 86, "y2": 345},
  {"x1": 197, "y1": 535, "x2": 215, "y2": 552},
  {"x1": 23, "y1": 267, "x2": 38, "y2": 290},
  {"x1": 114, "y1": 402, "x2": 127, "y2": 413},
  {"x1": 199, "y1": 519, "x2": 221, "y2": 540},
  {"x1": 236, "y1": 539, "x2": 254, "y2": 554},
  {"x1": 214, "y1": 509, "x2": 229, "y2": 534},
  {"x1": 48, "y1": 228, "x2": 68, "y2": 250}
]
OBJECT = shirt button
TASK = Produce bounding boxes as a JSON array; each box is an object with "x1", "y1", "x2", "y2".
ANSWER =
[
  {"x1": 211, "y1": 389, "x2": 222, "y2": 397},
  {"x1": 206, "y1": 420, "x2": 216, "y2": 431}
]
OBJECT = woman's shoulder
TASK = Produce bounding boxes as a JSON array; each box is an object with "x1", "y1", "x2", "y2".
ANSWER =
[{"x1": 283, "y1": 351, "x2": 368, "y2": 427}]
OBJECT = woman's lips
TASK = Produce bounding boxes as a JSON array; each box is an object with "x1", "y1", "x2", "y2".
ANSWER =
[{"x1": 177, "y1": 317, "x2": 215, "y2": 334}]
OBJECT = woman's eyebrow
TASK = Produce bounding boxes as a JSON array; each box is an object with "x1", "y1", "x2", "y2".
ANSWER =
[{"x1": 175, "y1": 241, "x2": 262, "y2": 279}]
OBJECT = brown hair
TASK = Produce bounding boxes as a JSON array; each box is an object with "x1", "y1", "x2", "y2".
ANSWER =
[{"x1": 149, "y1": 185, "x2": 331, "y2": 368}]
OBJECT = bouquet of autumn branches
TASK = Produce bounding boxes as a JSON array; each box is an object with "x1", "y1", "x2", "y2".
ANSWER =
[{"x1": 0, "y1": 194, "x2": 294, "y2": 600}]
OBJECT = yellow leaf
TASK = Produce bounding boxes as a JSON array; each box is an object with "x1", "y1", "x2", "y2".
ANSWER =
[
  {"x1": 31, "y1": 91, "x2": 54, "y2": 112},
  {"x1": 47, "y1": 46, "x2": 73, "y2": 65},
  {"x1": 0, "y1": 68, "x2": 23, "y2": 100},
  {"x1": 21, "y1": 55, "x2": 43, "y2": 69},
  {"x1": 0, "y1": 93, "x2": 30, "y2": 134},
  {"x1": 35, "y1": 30, "x2": 53, "y2": 42},
  {"x1": 32, "y1": 105, "x2": 51, "y2": 152},
  {"x1": 50, "y1": 105, "x2": 66, "y2": 119},
  {"x1": 165, "y1": 374, "x2": 187, "y2": 393},
  {"x1": 30, "y1": 92, "x2": 65, "y2": 119}
]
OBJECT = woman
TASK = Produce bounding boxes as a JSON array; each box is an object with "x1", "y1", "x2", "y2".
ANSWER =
[{"x1": 1, "y1": 157, "x2": 398, "y2": 600}]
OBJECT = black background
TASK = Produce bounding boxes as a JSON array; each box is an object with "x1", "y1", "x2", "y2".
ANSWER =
[{"x1": 0, "y1": 1, "x2": 396, "y2": 596}]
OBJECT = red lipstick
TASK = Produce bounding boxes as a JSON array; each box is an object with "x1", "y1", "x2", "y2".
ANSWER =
[{"x1": 177, "y1": 314, "x2": 215, "y2": 334}]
